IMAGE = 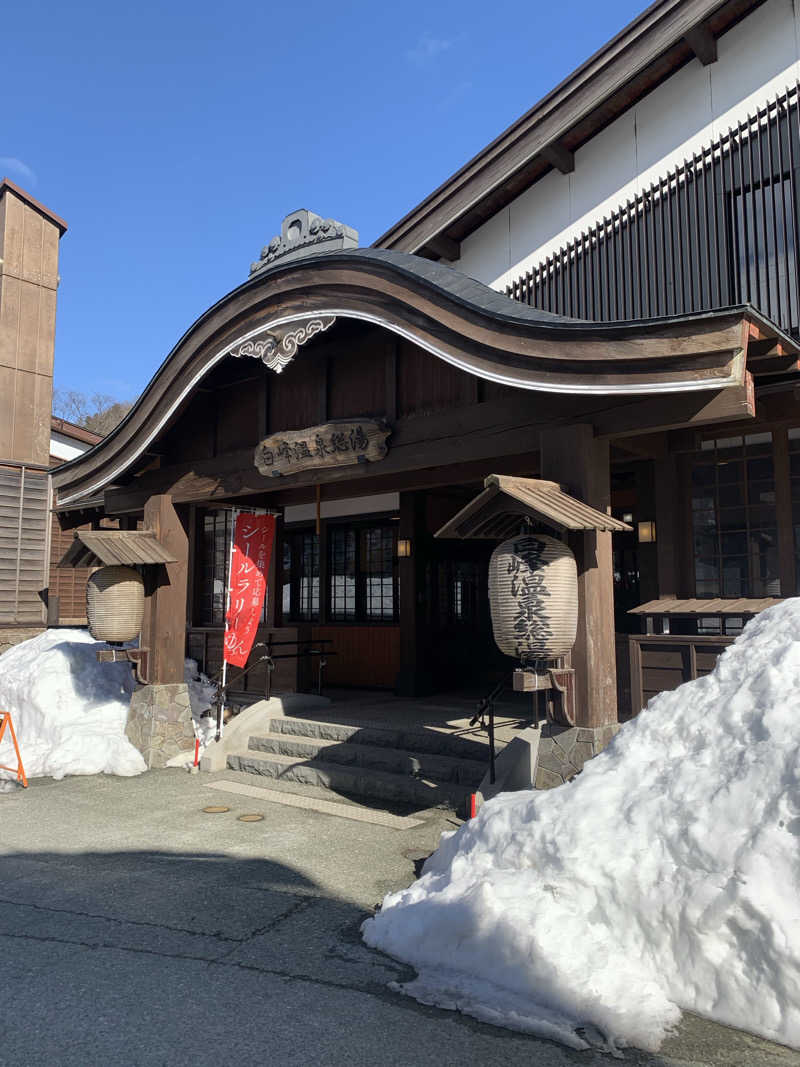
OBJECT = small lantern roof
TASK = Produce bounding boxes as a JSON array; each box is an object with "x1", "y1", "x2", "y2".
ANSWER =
[
  {"x1": 435, "y1": 475, "x2": 632, "y2": 540},
  {"x1": 58, "y1": 530, "x2": 178, "y2": 569}
]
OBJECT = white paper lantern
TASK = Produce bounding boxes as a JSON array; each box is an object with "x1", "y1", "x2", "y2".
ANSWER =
[
  {"x1": 489, "y1": 534, "x2": 577, "y2": 660},
  {"x1": 86, "y1": 565, "x2": 145, "y2": 643}
]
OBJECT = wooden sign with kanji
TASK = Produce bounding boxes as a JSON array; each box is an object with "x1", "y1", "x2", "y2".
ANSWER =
[{"x1": 254, "y1": 420, "x2": 390, "y2": 477}]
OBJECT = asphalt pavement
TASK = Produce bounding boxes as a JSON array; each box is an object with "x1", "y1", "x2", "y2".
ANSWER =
[{"x1": 0, "y1": 769, "x2": 798, "y2": 1067}]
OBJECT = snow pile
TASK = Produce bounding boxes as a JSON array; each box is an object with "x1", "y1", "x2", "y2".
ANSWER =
[
  {"x1": 0, "y1": 628, "x2": 144, "y2": 780},
  {"x1": 0, "y1": 631, "x2": 219, "y2": 782},
  {"x1": 363, "y1": 600, "x2": 800, "y2": 1054}
]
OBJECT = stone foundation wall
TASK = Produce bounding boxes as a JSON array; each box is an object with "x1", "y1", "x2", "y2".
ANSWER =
[
  {"x1": 0, "y1": 626, "x2": 44, "y2": 657},
  {"x1": 535, "y1": 723, "x2": 620, "y2": 789},
  {"x1": 125, "y1": 683, "x2": 195, "y2": 769}
]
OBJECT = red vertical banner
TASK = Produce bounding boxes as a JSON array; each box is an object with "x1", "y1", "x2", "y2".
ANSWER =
[{"x1": 223, "y1": 513, "x2": 276, "y2": 668}]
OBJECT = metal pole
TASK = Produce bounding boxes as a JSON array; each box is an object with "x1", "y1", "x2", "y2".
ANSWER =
[
  {"x1": 488, "y1": 705, "x2": 496, "y2": 785},
  {"x1": 217, "y1": 507, "x2": 239, "y2": 741}
]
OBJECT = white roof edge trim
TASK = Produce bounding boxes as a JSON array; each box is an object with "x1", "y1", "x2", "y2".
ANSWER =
[{"x1": 56, "y1": 309, "x2": 743, "y2": 506}]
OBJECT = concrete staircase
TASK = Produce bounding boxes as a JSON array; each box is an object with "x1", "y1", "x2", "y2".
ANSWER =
[{"x1": 225, "y1": 716, "x2": 489, "y2": 813}]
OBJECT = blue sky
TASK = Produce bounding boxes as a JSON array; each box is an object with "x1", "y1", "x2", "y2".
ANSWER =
[{"x1": 3, "y1": 0, "x2": 645, "y2": 400}]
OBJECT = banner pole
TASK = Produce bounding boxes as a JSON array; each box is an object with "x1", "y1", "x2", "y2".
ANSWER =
[{"x1": 217, "y1": 506, "x2": 239, "y2": 741}]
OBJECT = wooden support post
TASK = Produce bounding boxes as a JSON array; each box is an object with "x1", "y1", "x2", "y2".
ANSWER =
[
  {"x1": 773, "y1": 427, "x2": 796, "y2": 597},
  {"x1": 185, "y1": 504, "x2": 196, "y2": 626},
  {"x1": 654, "y1": 454, "x2": 680, "y2": 598},
  {"x1": 635, "y1": 460, "x2": 659, "y2": 604},
  {"x1": 396, "y1": 490, "x2": 430, "y2": 696},
  {"x1": 541, "y1": 425, "x2": 618, "y2": 728},
  {"x1": 266, "y1": 514, "x2": 280, "y2": 628},
  {"x1": 141, "y1": 494, "x2": 189, "y2": 685}
]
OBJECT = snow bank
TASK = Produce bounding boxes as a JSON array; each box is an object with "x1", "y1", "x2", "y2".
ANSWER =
[
  {"x1": 363, "y1": 599, "x2": 800, "y2": 1054},
  {"x1": 0, "y1": 631, "x2": 218, "y2": 782},
  {"x1": 0, "y1": 628, "x2": 144, "y2": 779}
]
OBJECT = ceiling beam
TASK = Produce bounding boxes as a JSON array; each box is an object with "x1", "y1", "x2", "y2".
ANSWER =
[
  {"x1": 425, "y1": 233, "x2": 461, "y2": 262},
  {"x1": 684, "y1": 23, "x2": 717, "y2": 65},
  {"x1": 540, "y1": 141, "x2": 575, "y2": 174}
]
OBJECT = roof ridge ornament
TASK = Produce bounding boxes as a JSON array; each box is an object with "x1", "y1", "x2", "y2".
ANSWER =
[
  {"x1": 250, "y1": 209, "x2": 358, "y2": 275},
  {"x1": 228, "y1": 315, "x2": 336, "y2": 373}
]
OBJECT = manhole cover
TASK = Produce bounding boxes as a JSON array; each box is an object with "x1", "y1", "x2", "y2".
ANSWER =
[
  {"x1": 202, "y1": 805, "x2": 230, "y2": 814},
  {"x1": 237, "y1": 813, "x2": 264, "y2": 823}
]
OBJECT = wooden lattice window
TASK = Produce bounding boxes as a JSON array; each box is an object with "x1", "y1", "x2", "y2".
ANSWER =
[{"x1": 691, "y1": 432, "x2": 778, "y2": 601}]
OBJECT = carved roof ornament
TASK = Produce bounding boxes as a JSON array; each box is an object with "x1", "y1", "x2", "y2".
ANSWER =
[
  {"x1": 250, "y1": 209, "x2": 358, "y2": 275},
  {"x1": 227, "y1": 315, "x2": 336, "y2": 373}
]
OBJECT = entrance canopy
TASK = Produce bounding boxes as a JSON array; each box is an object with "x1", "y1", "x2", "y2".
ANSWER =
[
  {"x1": 436, "y1": 475, "x2": 632, "y2": 540},
  {"x1": 58, "y1": 529, "x2": 178, "y2": 568},
  {"x1": 51, "y1": 245, "x2": 798, "y2": 511}
]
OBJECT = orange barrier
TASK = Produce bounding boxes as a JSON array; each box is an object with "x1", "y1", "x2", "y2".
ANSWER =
[{"x1": 0, "y1": 711, "x2": 28, "y2": 788}]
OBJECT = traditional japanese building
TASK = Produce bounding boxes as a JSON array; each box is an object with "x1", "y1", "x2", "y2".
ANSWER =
[{"x1": 52, "y1": 0, "x2": 800, "y2": 754}]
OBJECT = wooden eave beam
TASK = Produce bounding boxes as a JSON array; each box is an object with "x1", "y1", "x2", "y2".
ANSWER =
[
  {"x1": 744, "y1": 322, "x2": 800, "y2": 376},
  {"x1": 55, "y1": 507, "x2": 104, "y2": 531},
  {"x1": 99, "y1": 379, "x2": 758, "y2": 516},
  {"x1": 750, "y1": 355, "x2": 800, "y2": 376},
  {"x1": 540, "y1": 141, "x2": 575, "y2": 175},
  {"x1": 748, "y1": 337, "x2": 786, "y2": 359},
  {"x1": 596, "y1": 380, "x2": 755, "y2": 438},
  {"x1": 374, "y1": 0, "x2": 753, "y2": 252},
  {"x1": 424, "y1": 233, "x2": 461, "y2": 262},
  {"x1": 683, "y1": 22, "x2": 718, "y2": 65}
]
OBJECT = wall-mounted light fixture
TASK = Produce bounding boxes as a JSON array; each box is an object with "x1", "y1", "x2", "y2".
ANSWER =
[
  {"x1": 622, "y1": 512, "x2": 633, "y2": 524},
  {"x1": 397, "y1": 538, "x2": 412, "y2": 558},
  {"x1": 637, "y1": 521, "x2": 656, "y2": 543}
]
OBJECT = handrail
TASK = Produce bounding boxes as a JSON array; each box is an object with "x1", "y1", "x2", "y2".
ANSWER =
[
  {"x1": 471, "y1": 676, "x2": 510, "y2": 786},
  {"x1": 210, "y1": 639, "x2": 338, "y2": 739}
]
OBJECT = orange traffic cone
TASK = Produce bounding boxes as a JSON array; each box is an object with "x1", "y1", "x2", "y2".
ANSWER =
[{"x1": 0, "y1": 711, "x2": 28, "y2": 788}]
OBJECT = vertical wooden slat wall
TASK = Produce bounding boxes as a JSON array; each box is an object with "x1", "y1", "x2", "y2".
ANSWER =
[
  {"x1": 47, "y1": 516, "x2": 92, "y2": 623},
  {"x1": 507, "y1": 82, "x2": 800, "y2": 343},
  {"x1": 0, "y1": 463, "x2": 50, "y2": 625}
]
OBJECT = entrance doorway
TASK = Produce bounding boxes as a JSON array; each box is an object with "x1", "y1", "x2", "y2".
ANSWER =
[{"x1": 423, "y1": 538, "x2": 509, "y2": 689}]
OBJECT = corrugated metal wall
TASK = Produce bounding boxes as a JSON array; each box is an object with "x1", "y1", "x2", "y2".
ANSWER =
[{"x1": 0, "y1": 462, "x2": 51, "y2": 625}]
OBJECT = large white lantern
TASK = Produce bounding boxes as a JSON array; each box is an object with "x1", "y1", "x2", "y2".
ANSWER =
[
  {"x1": 86, "y1": 565, "x2": 145, "y2": 643},
  {"x1": 489, "y1": 534, "x2": 577, "y2": 660}
]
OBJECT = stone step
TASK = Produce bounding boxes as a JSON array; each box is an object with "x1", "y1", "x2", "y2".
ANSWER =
[
  {"x1": 269, "y1": 716, "x2": 492, "y2": 763},
  {"x1": 226, "y1": 749, "x2": 473, "y2": 812},
  {"x1": 247, "y1": 732, "x2": 486, "y2": 787}
]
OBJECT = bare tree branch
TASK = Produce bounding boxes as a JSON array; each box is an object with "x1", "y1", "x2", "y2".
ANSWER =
[{"x1": 53, "y1": 389, "x2": 133, "y2": 436}]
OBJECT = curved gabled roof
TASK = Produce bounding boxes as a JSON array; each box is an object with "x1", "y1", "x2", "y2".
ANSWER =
[{"x1": 52, "y1": 247, "x2": 795, "y2": 506}]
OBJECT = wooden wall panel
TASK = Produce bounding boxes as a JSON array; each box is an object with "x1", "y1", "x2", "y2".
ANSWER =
[
  {"x1": 627, "y1": 634, "x2": 732, "y2": 714},
  {"x1": 479, "y1": 380, "x2": 523, "y2": 404},
  {"x1": 328, "y1": 345, "x2": 387, "y2": 419},
  {"x1": 397, "y1": 339, "x2": 476, "y2": 417},
  {"x1": 49, "y1": 512, "x2": 120, "y2": 623},
  {"x1": 186, "y1": 625, "x2": 313, "y2": 697},
  {"x1": 159, "y1": 391, "x2": 217, "y2": 464},
  {"x1": 216, "y1": 380, "x2": 261, "y2": 454},
  {"x1": 312, "y1": 625, "x2": 400, "y2": 688},
  {"x1": 269, "y1": 355, "x2": 325, "y2": 431},
  {"x1": 49, "y1": 515, "x2": 89, "y2": 622}
]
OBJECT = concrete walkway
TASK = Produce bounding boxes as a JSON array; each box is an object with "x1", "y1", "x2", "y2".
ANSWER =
[{"x1": 1, "y1": 769, "x2": 798, "y2": 1067}]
